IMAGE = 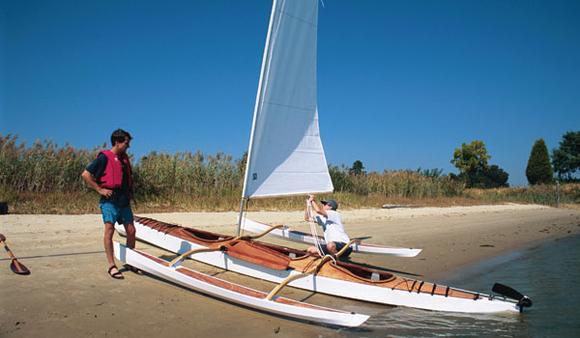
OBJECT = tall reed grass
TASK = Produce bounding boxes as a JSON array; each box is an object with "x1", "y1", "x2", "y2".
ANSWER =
[
  {"x1": 1, "y1": 134, "x2": 577, "y2": 214},
  {"x1": 329, "y1": 166, "x2": 465, "y2": 198},
  {"x1": 464, "y1": 184, "x2": 580, "y2": 206},
  {"x1": 0, "y1": 134, "x2": 97, "y2": 193}
]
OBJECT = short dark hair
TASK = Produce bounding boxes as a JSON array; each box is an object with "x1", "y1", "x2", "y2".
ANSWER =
[{"x1": 111, "y1": 129, "x2": 132, "y2": 146}]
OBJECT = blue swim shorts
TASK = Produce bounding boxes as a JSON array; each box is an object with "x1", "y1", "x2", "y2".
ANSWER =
[{"x1": 99, "y1": 201, "x2": 134, "y2": 225}]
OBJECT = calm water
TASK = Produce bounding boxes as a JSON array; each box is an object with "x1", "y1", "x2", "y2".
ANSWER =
[{"x1": 342, "y1": 235, "x2": 580, "y2": 337}]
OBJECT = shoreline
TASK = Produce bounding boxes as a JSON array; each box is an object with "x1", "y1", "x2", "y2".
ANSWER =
[
  {"x1": 1, "y1": 204, "x2": 579, "y2": 337},
  {"x1": 443, "y1": 233, "x2": 580, "y2": 286}
]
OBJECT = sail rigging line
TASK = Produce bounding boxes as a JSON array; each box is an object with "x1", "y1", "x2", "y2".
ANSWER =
[
  {"x1": 306, "y1": 201, "x2": 336, "y2": 265},
  {"x1": 306, "y1": 201, "x2": 325, "y2": 256}
]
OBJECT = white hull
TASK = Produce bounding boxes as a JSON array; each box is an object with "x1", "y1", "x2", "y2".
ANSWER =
[
  {"x1": 113, "y1": 242, "x2": 368, "y2": 327},
  {"x1": 116, "y1": 221, "x2": 521, "y2": 314},
  {"x1": 241, "y1": 217, "x2": 422, "y2": 257}
]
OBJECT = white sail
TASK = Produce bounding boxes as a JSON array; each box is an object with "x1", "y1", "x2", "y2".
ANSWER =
[{"x1": 242, "y1": 0, "x2": 333, "y2": 199}]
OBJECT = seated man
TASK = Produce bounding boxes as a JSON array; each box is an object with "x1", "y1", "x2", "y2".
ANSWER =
[{"x1": 305, "y1": 195, "x2": 352, "y2": 259}]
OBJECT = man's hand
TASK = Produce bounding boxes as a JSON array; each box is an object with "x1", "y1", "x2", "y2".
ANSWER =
[
  {"x1": 98, "y1": 188, "x2": 113, "y2": 198},
  {"x1": 82, "y1": 170, "x2": 111, "y2": 198},
  {"x1": 308, "y1": 195, "x2": 315, "y2": 203}
]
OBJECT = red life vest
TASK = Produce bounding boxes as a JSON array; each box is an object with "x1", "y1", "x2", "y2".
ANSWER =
[{"x1": 98, "y1": 150, "x2": 133, "y2": 194}]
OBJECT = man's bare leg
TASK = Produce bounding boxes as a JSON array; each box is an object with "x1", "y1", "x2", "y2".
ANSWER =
[
  {"x1": 124, "y1": 222, "x2": 136, "y2": 249},
  {"x1": 326, "y1": 242, "x2": 337, "y2": 255},
  {"x1": 104, "y1": 222, "x2": 122, "y2": 277},
  {"x1": 104, "y1": 222, "x2": 116, "y2": 266}
]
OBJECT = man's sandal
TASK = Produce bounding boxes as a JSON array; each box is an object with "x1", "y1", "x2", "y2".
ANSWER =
[{"x1": 108, "y1": 265, "x2": 124, "y2": 279}]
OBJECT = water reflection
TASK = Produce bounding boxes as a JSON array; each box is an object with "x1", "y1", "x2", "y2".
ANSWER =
[{"x1": 356, "y1": 306, "x2": 522, "y2": 337}]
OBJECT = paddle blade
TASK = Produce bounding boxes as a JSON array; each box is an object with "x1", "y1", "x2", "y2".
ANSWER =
[
  {"x1": 492, "y1": 282, "x2": 523, "y2": 300},
  {"x1": 10, "y1": 259, "x2": 30, "y2": 275},
  {"x1": 492, "y1": 282, "x2": 532, "y2": 310}
]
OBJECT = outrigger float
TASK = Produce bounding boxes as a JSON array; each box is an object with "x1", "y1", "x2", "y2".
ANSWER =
[
  {"x1": 240, "y1": 217, "x2": 422, "y2": 257},
  {"x1": 113, "y1": 242, "x2": 368, "y2": 327},
  {"x1": 116, "y1": 217, "x2": 532, "y2": 314}
]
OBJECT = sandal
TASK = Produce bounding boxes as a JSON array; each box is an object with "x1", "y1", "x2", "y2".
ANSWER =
[{"x1": 108, "y1": 265, "x2": 124, "y2": 280}]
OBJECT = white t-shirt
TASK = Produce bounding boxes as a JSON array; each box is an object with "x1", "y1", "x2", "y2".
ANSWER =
[{"x1": 314, "y1": 210, "x2": 350, "y2": 244}]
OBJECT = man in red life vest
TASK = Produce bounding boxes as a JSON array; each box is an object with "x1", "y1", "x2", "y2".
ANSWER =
[{"x1": 81, "y1": 129, "x2": 137, "y2": 279}]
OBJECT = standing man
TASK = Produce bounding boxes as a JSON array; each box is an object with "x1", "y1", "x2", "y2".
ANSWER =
[
  {"x1": 82, "y1": 129, "x2": 136, "y2": 279},
  {"x1": 305, "y1": 195, "x2": 352, "y2": 259}
]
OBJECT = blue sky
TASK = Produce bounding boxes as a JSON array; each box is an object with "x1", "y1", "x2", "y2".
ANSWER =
[{"x1": 1, "y1": 0, "x2": 579, "y2": 186}]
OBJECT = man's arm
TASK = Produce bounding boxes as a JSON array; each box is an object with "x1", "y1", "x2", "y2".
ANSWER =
[
  {"x1": 308, "y1": 195, "x2": 328, "y2": 217},
  {"x1": 81, "y1": 170, "x2": 112, "y2": 198}
]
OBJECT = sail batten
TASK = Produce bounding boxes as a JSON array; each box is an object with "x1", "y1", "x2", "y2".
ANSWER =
[{"x1": 242, "y1": 0, "x2": 333, "y2": 199}]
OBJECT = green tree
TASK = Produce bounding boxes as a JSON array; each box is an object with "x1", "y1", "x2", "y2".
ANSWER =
[
  {"x1": 552, "y1": 131, "x2": 580, "y2": 182},
  {"x1": 451, "y1": 140, "x2": 490, "y2": 175},
  {"x1": 451, "y1": 141, "x2": 490, "y2": 187},
  {"x1": 482, "y1": 165, "x2": 509, "y2": 188},
  {"x1": 349, "y1": 160, "x2": 366, "y2": 176},
  {"x1": 450, "y1": 140, "x2": 510, "y2": 188},
  {"x1": 526, "y1": 139, "x2": 553, "y2": 185}
]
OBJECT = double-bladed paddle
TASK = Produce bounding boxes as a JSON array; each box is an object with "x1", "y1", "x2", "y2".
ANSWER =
[
  {"x1": 492, "y1": 282, "x2": 532, "y2": 311},
  {"x1": 0, "y1": 233, "x2": 31, "y2": 275}
]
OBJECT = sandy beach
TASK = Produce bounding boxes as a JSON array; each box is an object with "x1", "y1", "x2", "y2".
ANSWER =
[{"x1": 1, "y1": 204, "x2": 579, "y2": 337}]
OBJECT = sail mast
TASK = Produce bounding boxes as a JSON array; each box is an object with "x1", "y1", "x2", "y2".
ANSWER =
[{"x1": 237, "y1": 0, "x2": 278, "y2": 235}]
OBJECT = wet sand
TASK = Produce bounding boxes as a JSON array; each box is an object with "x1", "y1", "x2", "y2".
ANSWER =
[{"x1": 1, "y1": 204, "x2": 579, "y2": 337}]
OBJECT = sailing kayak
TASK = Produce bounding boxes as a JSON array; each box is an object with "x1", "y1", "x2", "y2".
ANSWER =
[{"x1": 116, "y1": 216, "x2": 531, "y2": 314}]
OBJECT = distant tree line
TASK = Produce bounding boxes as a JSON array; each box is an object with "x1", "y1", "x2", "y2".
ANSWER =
[{"x1": 447, "y1": 131, "x2": 579, "y2": 188}]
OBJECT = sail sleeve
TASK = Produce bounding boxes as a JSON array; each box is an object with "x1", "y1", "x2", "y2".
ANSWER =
[{"x1": 242, "y1": 0, "x2": 333, "y2": 199}]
